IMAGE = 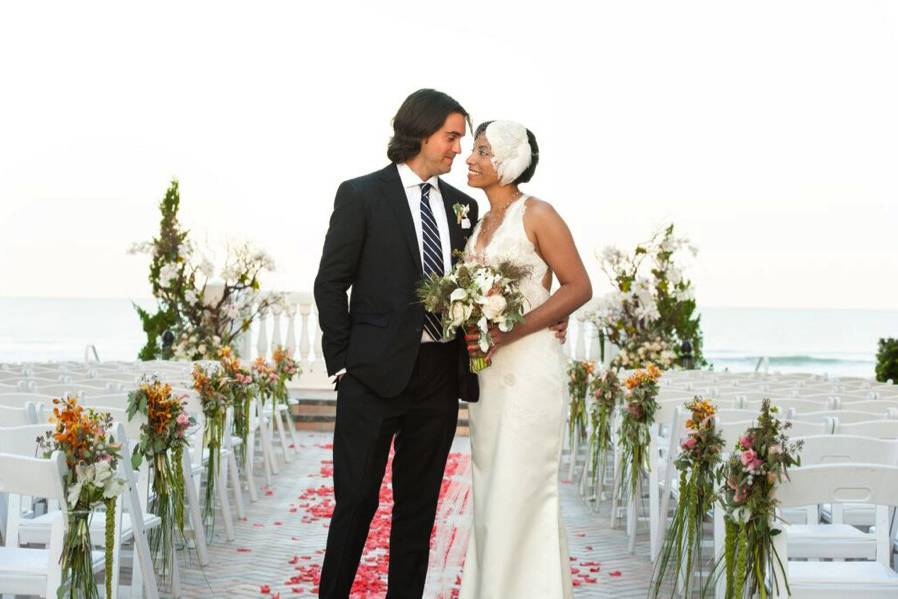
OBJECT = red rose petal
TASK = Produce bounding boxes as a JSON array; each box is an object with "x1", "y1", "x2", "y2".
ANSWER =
[
  {"x1": 610, "y1": 570, "x2": 622, "y2": 577},
  {"x1": 260, "y1": 584, "x2": 270, "y2": 593}
]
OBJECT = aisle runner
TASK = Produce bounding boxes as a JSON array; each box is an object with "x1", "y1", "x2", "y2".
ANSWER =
[{"x1": 272, "y1": 444, "x2": 471, "y2": 598}]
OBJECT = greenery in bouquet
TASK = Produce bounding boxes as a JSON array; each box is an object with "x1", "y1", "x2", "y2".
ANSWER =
[
  {"x1": 713, "y1": 399, "x2": 802, "y2": 599},
  {"x1": 251, "y1": 357, "x2": 279, "y2": 407},
  {"x1": 192, "y1": 362, "x2": 230, "y2": 527},
  {"x1": 129, "y1": 178, "x2": 283, "y2": 361},
  {"x1": 37, "y1": 397, "x2": 127, "y2": 599},
  {"x1": 617, "y1": 365, "x2": 662, "y2": 501},
  {"x1": 651, "y1": 397, "x2": 724, "y2": 598},
  {"x1": 567, "y1": 360, "x2": 595, "y2": 444},
  {"x1": 591, "y1": 224, "x2": 705, "y2": 370},
  {"x1": 217, "y1": 346, "x2": 256, "y2": 465},
  {"x1": 126, "y1": 378, "x2": 195, "y2": 583},
  {"x1": 588, "y1": 369, "x2": 623, "y2": 477},
  {"x1": 271, "y1": 345, "x2": 301, "y2": 415},
  {"x1": 417, "y1": 254, "x2": 529, "y2": 372},
  {"x1": 875, "y1": 338, "x2": 898, "y2": 384}
]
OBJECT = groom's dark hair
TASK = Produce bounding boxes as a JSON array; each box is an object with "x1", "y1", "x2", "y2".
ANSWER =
[{"x1": 388, "y1": 89, "x2": 471, "y2": 163}]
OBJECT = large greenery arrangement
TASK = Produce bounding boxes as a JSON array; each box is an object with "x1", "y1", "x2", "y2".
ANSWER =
[
  {"x1": 130, "y1": 178, "x2": 281, "y2": 360},
  {"x1": 567, "y1": 360, "x2": 594, "y2": 445},
  {"x1": 651, "y1": 397, "x2": 724, "y2": 598},
  {"x1": 876, "y1": 338, "x2": 898, "y2": 383},
  {"x1": 592, "y1": 224, "x2": 705, "y2": 370},
  {"x1": 714, "y1": 399, "x2": 802, "y2": 599}
]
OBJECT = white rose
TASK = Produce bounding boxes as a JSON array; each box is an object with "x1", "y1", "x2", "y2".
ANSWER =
[
  {"x1": 449, "y1": 302, "x2": 471, "y2": 328},
  {"x1": 158, "y1": 263, "x2": 179, "y2": 288},
  {"x1": 481, "y1": 294, "x2": 507, "y2": 322}
]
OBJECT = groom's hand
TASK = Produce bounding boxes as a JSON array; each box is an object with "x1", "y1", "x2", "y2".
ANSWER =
[{"x1": 548, "y1": 318, "x2": 569, "y2": 344}]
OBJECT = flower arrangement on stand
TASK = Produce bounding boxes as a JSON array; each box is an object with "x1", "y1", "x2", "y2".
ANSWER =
[
  {"x1": 251, "y1": 357, "x2": 279, "y2": 408},
  {"x1": 417, "y1": 255, "x2": 529, "y2": 372},
  {"x1": 129, "y1": 178, "x2": 282, "y2": 360},
  {"x1": 591, "y1": 224, "x2": 705, "y2": 370},
  {"x1": 567, "y1": 360, "x2": 594, "y2": 451},
  {"x1": 588, "y1": 369, "x2": 623, "y2": 498},
  {"x1": 192, "y1": 362, "x2": 229, "y2": 531},
  {"x1": 651, "y1": 397, "x2": 724, "y2": 598},
  {"x1": 218, "y1": 346, "x2": 256, "y2": 465},
  {"x1": 126, "y1": 378, "x2": 195, "y2": 584},
  {"x1": 715, "y1": 399, "x2": 803, "y2": 599},
  {"x1": 876, "y1": 337, "x2": 898, "y2": 383},
  {"x1": 37, "y1": 397, "x2": 127, "y2": 599},
  {"x1": 616, "y1": 364, "x2": 662, "y2": 552},
  {"x1": 271, "y1": 346, "x2": 301, "y2": 416}
]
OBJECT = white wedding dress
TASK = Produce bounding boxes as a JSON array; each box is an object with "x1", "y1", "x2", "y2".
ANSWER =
[{"x1": 458, "y1": 196, "x2": 573, "y2": 599}]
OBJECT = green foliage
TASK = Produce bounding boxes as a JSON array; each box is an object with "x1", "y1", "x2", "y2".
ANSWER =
[{"x1": 875, "y1": 338, "x2": 898, "y2": 383}]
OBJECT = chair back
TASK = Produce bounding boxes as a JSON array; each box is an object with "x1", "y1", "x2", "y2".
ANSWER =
[
  {"x1": 0, "y1": 424, "x2": 54, "y2": 457},
  {"x1": 834, "y1": 419, "x2": 898, "y2": 439},
  {"x1": 0, "y1": 403, "x2": 38, "y2": 425},
  {"x1": 0, "y1": 451, "x2": 67, "y2": 503},
  {"x1": 795, "y1": 435, "x2": 898, "y2": 466}
]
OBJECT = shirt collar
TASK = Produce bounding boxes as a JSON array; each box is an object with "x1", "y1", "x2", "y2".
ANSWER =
[{"x1": 397, "y1": 162, "x2": 440, "y2": 191}]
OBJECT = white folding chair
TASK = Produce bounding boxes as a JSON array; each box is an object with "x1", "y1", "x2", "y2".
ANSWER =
[
  {"x1": 0, "y1": 403, "x2": 38, "y2": 425},
  {"x1": 772, "y1": 464, "x2": 898, "y2": 598}
]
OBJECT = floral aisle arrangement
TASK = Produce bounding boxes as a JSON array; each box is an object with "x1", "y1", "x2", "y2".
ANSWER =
[
  {"x1": 716, "y1": 399, "x2": 802, "y2": 599},
  {"x1": 418, "y1": 256, "x2": 530, "y2": 372},
  {"x1": 271, "y1": 345, "x2": 301, "y2": 414},
  {"x1": 567, "y1": 360, "x2": 595, "y2": 446},
  {"x1": 251, "y1": 357, "x2": 279, "y2": 407},
  {"x1": 650, "y1": 397, "x2": 724, "y2": 598},
  {"x1": 37, "y1": 397, "x2": 127, "y2": 599},
  {"x1": 616, "y1": 365, "x2": 662, "y2": 501},
  {"x1": 588, "y1": 369, "x2": 623, "y2": 481},
  {"x1": 192, "y1": 362, "x2": 229, "y2": 527},
  {"x1": 126, "y1": 378, "x2": 195, "y2": 583},
  {"x1": 218, "y1": 346, "x2": 256, "y2": 464},
  {"x1": 591, "y1": 224, "x2": 705, "y2": 370},
  {"x1": 129, "y1": 178, "x2": 283, "y2": 361}
]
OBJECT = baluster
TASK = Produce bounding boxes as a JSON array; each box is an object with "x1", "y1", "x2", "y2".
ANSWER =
[
  {"x1": 285, "y1": 298, "x2": 297, "y2": 356},
  {"x1": 298, "y1": 299, "x2": 312, "y2": 370},
  {"x1": 270, "y1": 303, "x2": 283, "y2": 354},
  {"x1": 256, "y1": 306, "x2": 269, "y2": 360}
]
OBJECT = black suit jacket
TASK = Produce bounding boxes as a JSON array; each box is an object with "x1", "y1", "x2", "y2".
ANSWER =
[{"x1": 313, "y1": 164, "x2": 480, "y2": 401}]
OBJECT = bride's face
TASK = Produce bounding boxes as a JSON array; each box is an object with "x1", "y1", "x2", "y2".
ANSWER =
[{"x1": 465, "y1": 134, "x2": 500, "y2": 189}]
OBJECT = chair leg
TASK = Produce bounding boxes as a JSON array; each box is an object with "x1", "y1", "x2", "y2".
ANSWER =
[
  {"x1": 649, "y1": 465, "x2": 660, "y2": 562},
  {"x1": 245, "y1": 427, "x2": 258, "y2": 502},
  {"x1": 181, "y1": 448, "x2": 209, "y2": 566},
  {"x1": 273, "y1": 408, "x2": 292, "y2": 463},
  {"x1": 261, "y1": 416, "x2": 278, "y2": 479},
  {"x1": 285, "y1": 403, "x2": 301, "y2": 454},
  {"x1": 227, "y1": 450, "x2": 246, "y2": 520},
  {"x1": 215, "y1": 453, "x2": 236, "y2": 542}
]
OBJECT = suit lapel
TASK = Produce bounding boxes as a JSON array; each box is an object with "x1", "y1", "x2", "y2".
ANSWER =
[
  {"x1": 438, "y1": 179, "x2": 464, "y2": 259},
  {"x1": 380, "y1": 164, "x2": 422, "y2": 276}
]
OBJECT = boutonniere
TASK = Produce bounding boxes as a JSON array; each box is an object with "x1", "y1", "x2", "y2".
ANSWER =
[{"x1": 452, "y1": 203, "x2": 472, "y2": 229}]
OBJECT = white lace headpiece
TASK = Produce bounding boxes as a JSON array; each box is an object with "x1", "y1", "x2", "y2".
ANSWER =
[{"x1": 484, "y1": 120, "x2": 532, "y2": 186}]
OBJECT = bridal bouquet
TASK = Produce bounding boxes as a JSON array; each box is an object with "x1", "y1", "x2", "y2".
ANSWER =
[
  {"x1": 37, "y1": 397, "x2": 127, "y2": 599},
  {"x1": 651, "y1": 397, "x2": 724, "y2": 598},
  {"x1": 417, "y1": 256, "x2": 529, "y2": 372},
  {"x1": 127, "y1": 378, "x2": 195, "y2": 583},
  {"x1": 715, "y1": 399, "x2": 802, "y2": 599}
]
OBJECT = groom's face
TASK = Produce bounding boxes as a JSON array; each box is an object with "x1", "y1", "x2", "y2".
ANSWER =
[{"x1": 419, "y1": 112, "x2": 466, "y2": 177}]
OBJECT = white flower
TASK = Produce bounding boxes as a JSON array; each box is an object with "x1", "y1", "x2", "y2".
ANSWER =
[
  {"x1": 449, "y1": 301, "x2": 472, "y2": 328},
  {"x1": 667, "y1": 266, "x2": 683, "y2": 287},
  {"x1": 481, "y1": 294, "x2": 507, "y2": 322},
  {"x1": 185, "y1": 289, "x2": 199, "y2": 305},
  {"x1": 473, "y1": 269, "x2": 495, "y2": 294},
  {"x1": 127, "y1": 241, "x2": 153, "y2": 255},
  {"x1": 674, "y1": 286, "x2": 695, "y2": 302},
  {"x1": 158, "y1": 262, "x2": 180, "y2": 288},
  {"x1": 198, "y1": 258, "x2": 214, "y2": 278},
  {"x1": 198, "y1": 344, "x2": 207, "y2": 355},
  {"x1": 449, "y1": 288, "x2": 468, "y2": 302}
]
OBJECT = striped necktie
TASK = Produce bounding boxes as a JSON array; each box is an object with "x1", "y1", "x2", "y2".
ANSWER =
[{"x1": 420, "y1": 182, "x2": 445, "y2": 341}]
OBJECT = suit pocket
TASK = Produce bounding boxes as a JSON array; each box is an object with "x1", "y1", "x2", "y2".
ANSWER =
[{"x1": 351, "y1": 311, "x2": 390, "y2": 327}]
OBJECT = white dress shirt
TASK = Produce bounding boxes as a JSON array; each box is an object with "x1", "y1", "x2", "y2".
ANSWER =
[{"x1": 396, "y1": 162, "x2": 453, "y2": 342}]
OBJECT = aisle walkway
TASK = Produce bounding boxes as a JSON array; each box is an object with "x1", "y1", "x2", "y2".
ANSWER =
[{"x1": 180, "y1": 432, "x2": 655, "y2": 598}]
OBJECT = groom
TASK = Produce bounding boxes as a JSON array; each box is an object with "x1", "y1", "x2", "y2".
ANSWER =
[{"x1": 314, "y1": 89, "x2": 479, "y2": 599}]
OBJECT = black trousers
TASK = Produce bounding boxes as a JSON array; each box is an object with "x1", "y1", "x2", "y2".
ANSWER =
[{"x1": 319, "y1": 342, "x2": 460, "y2": 599}]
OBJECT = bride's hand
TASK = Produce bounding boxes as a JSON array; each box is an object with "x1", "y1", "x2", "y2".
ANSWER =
[{"x1": 464, "y1": 327, "x2": 506, "y2": 363}]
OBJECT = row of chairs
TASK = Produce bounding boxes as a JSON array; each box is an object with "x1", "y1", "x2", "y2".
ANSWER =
[{"x1": 0, "y1": 359, "x2": 303, "y2": 598}]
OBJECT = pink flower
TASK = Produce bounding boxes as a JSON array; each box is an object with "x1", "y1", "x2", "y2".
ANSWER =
[
  {"x1": 739, "y1": 436, "x2": 753, "y2": 450},
  {"x1": 740, "y1": 449, "x2": 757, "y2": 468},
  {"x1": 681, "y1": 437, "x2": 697, "y2": 451},
  {"x1": 177, "y1": 413, "x2": 189, "y2": 426}
]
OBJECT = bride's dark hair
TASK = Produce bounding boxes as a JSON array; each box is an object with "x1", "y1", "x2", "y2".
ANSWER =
[{"x1": 474, "y1": 121, "x2": 540, "y2": 185}]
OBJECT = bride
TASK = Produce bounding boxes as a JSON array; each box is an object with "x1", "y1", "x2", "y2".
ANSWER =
[{"x1": 458, "y1": 120, "x2": 592, "y2": 599}]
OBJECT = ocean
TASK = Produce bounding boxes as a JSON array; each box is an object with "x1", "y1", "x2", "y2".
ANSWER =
[{"x1": 1, "y1": 298, "x2": 896, "y2": 379}]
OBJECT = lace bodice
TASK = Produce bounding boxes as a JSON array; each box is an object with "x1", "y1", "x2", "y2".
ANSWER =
[{"x1": 465, "y1": 196, "x2": 550, "y2": 313}]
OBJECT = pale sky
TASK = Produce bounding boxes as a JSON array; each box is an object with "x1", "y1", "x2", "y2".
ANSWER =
[{"x1": 1, "y1": 0, "x2": 896, "y2": 310}]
